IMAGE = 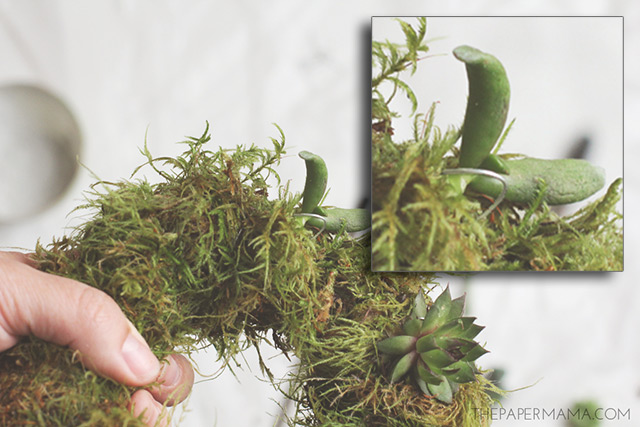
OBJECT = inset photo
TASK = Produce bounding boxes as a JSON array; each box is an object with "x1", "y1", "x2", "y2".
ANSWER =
[{"x1": 371, "y1": 16, "x2": 623, "y2": 272}]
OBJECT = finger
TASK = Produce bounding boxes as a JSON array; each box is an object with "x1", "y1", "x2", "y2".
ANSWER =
[
  {"x1": 0, "y1": 256, "x2": 160, "y2": 386},
  {"x1": 150, "y1": 353, "x2": 195, "y2": 406},
  {"x1": 0, "y1": 251, "x2": 37, "y2": 268},
  {"x1": 130, "y1": 389, "x2": 168, "y2": 427}
]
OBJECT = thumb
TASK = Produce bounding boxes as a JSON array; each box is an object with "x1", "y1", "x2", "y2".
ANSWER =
[{"x1": 0, "y1": 252, "x2": 160, "y2": 386}]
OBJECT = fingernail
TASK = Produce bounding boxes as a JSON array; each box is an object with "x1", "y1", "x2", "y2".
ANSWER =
[
  {"x1": 160, "y1": 355, "x2": 182, "y2": 387},
  {"x1": 121, "y1": 333, "x2": 160, "y2": 382}
]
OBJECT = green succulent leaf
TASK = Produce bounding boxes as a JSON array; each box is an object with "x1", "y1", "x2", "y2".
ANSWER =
[
  {"x1": 420, "y1": 348, "x2": 456, "y2": 369},
  {"x1": 391, "y1": 351, "x2": 417, "y2": 383},
  {"x1": 462, "y1": 343, "x2": 489, "y2": 362},
  {"x1": 416, "y1": 361, "x2": 443, "y2": 385},
  {"x1": 415, "y1": 376, "x2": 430, "y2": 395},
  {"x1": 377, "y1": 335, "x2": 416, "y2": 355},
  {"x1": 311, "y1": 205, "x2": 328, "y2": 217},
  {"x1": 412, "y1": 292, "x2": 428, "y2": 319},
  {"x1": 427, "y1": 377, "x2": 453, "y2": 404},
  {"x1": 449, "y1": 379, "x2": 461, "y2": 395},
  {"x1": 468, "y1": 157, "x2": 606, "y2": 205},
  {"x1": 479, "y1": 152, "x2": 510, "y2": 174},
  {"x1": 457, "y1": 338, "x2": 481, "y2": 354},
  {"x1": 433, "y1": 318, "x2": 463, "y2": 337},
  {"x1": 435, "y1": 336, "x2": 465, "y2": 352},
  {"x1": 298, "y1": 151, "x2": 328, "y2": 213},
  {"x1": 421, "y1": 286, "x2": 453, "y2": 332},
  {"x1": 441, "y1": 366, "x2": 460, "y2": 376},
  {"x1": 460, "y1": 322, "x2": 485, "y2": 341},
  {"x1": 306, "y1": 207, "x2": 371, "y2": 233},
  {"x1": 415, "y1": 335, "x2": 437, "y2": 353},
  {"x1": 403, "y1": 318, "x2": 422, "y2": 336},
  {"x1": 447, "y1": 295, "x2": 466, "y2": 321},
  {"x1": 437, "y1": 316, "x2": 480, "y2": 338},
  {"x1": 444, "y1": 361, "x2": 477, "y2": 384},
  {"x1": 453, "y1": 44, "x2": 511, "y2": 169}
]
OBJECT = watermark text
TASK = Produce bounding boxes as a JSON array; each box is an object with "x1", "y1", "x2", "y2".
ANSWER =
[{"x1": 473, "y1": 406, "x2": 631, "y2": 422}]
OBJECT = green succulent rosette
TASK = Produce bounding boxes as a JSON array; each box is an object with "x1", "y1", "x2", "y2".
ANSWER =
[{"x1": 377, "y1": 286, "x2": 488, "y2": 403}]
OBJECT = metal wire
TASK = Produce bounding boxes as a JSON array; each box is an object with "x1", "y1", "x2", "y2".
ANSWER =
[
  {"x1": 293, "y1": 212, "x2": 327, "y2": 238},
  {"x1": 442, "y1": 168, "x2": 508, "y2": 220}
]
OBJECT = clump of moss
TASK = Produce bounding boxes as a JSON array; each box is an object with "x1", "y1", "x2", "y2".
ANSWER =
[
  {"x1": 371, "y1": 18, "x2": 622, "y2": 271},
  {"x1": 0, "y1": 124, "x2": 495, "y2": 426}
]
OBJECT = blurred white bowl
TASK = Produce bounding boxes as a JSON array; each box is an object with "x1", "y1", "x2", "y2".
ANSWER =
[{"x1": 0, "y1": 84, "x2": 81, "y2": 223}]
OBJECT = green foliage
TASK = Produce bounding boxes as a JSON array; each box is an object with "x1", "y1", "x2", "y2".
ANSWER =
[
  {"x1": 489, "y1": 178, "x2": 623, "y2": 271},
  {"x1": 452, "y1": 45, "x2": 511, "y2": 169},
  {"x1": 377, "y1": 287, "x2": 487, "y2": 404},
  {"x1": 372, "y1": 17, "x2": 428, "y2": 125},
  {"x1": 0, "y1": 123, "x2": 494, "y2": 425},
  {"x1": 371, "y1": 19, "x2": 623, "y2": 271},
  {"x1": 298, "y1": 151, "x2": 370, "y2": 232}
]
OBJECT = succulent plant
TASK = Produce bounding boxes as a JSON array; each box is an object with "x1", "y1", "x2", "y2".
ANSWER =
[{"x1": 377, "y1": 286, "x2": 488, "y2": 403}]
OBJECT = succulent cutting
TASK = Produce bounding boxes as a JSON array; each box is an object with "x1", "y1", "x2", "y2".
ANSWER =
[
  {"x1": 371, "y1": 18, "x2": 622, "y2": 271},
  {"x1": 447, "y1": 44, "x2": 606, "y2": 213},
  {"x1": 378, "y1": 286, "x2": 487, "y2": 403},
  {"x1": 297, "y1": 150, "x2": 370, "y2": 233}
]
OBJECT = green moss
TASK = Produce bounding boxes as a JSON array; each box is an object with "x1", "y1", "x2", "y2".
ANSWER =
[{"x1": 0, "y1": 124, "x2": 495, "y2": 425}]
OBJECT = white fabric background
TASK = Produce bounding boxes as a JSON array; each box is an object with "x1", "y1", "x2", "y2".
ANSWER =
[{"x1": 0, "y1": 1, "x2": 637, "y2": 426}]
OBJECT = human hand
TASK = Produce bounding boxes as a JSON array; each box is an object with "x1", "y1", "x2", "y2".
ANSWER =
[{"x1": 0, "y1": 251, "x2": 194, "y2": 425}]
